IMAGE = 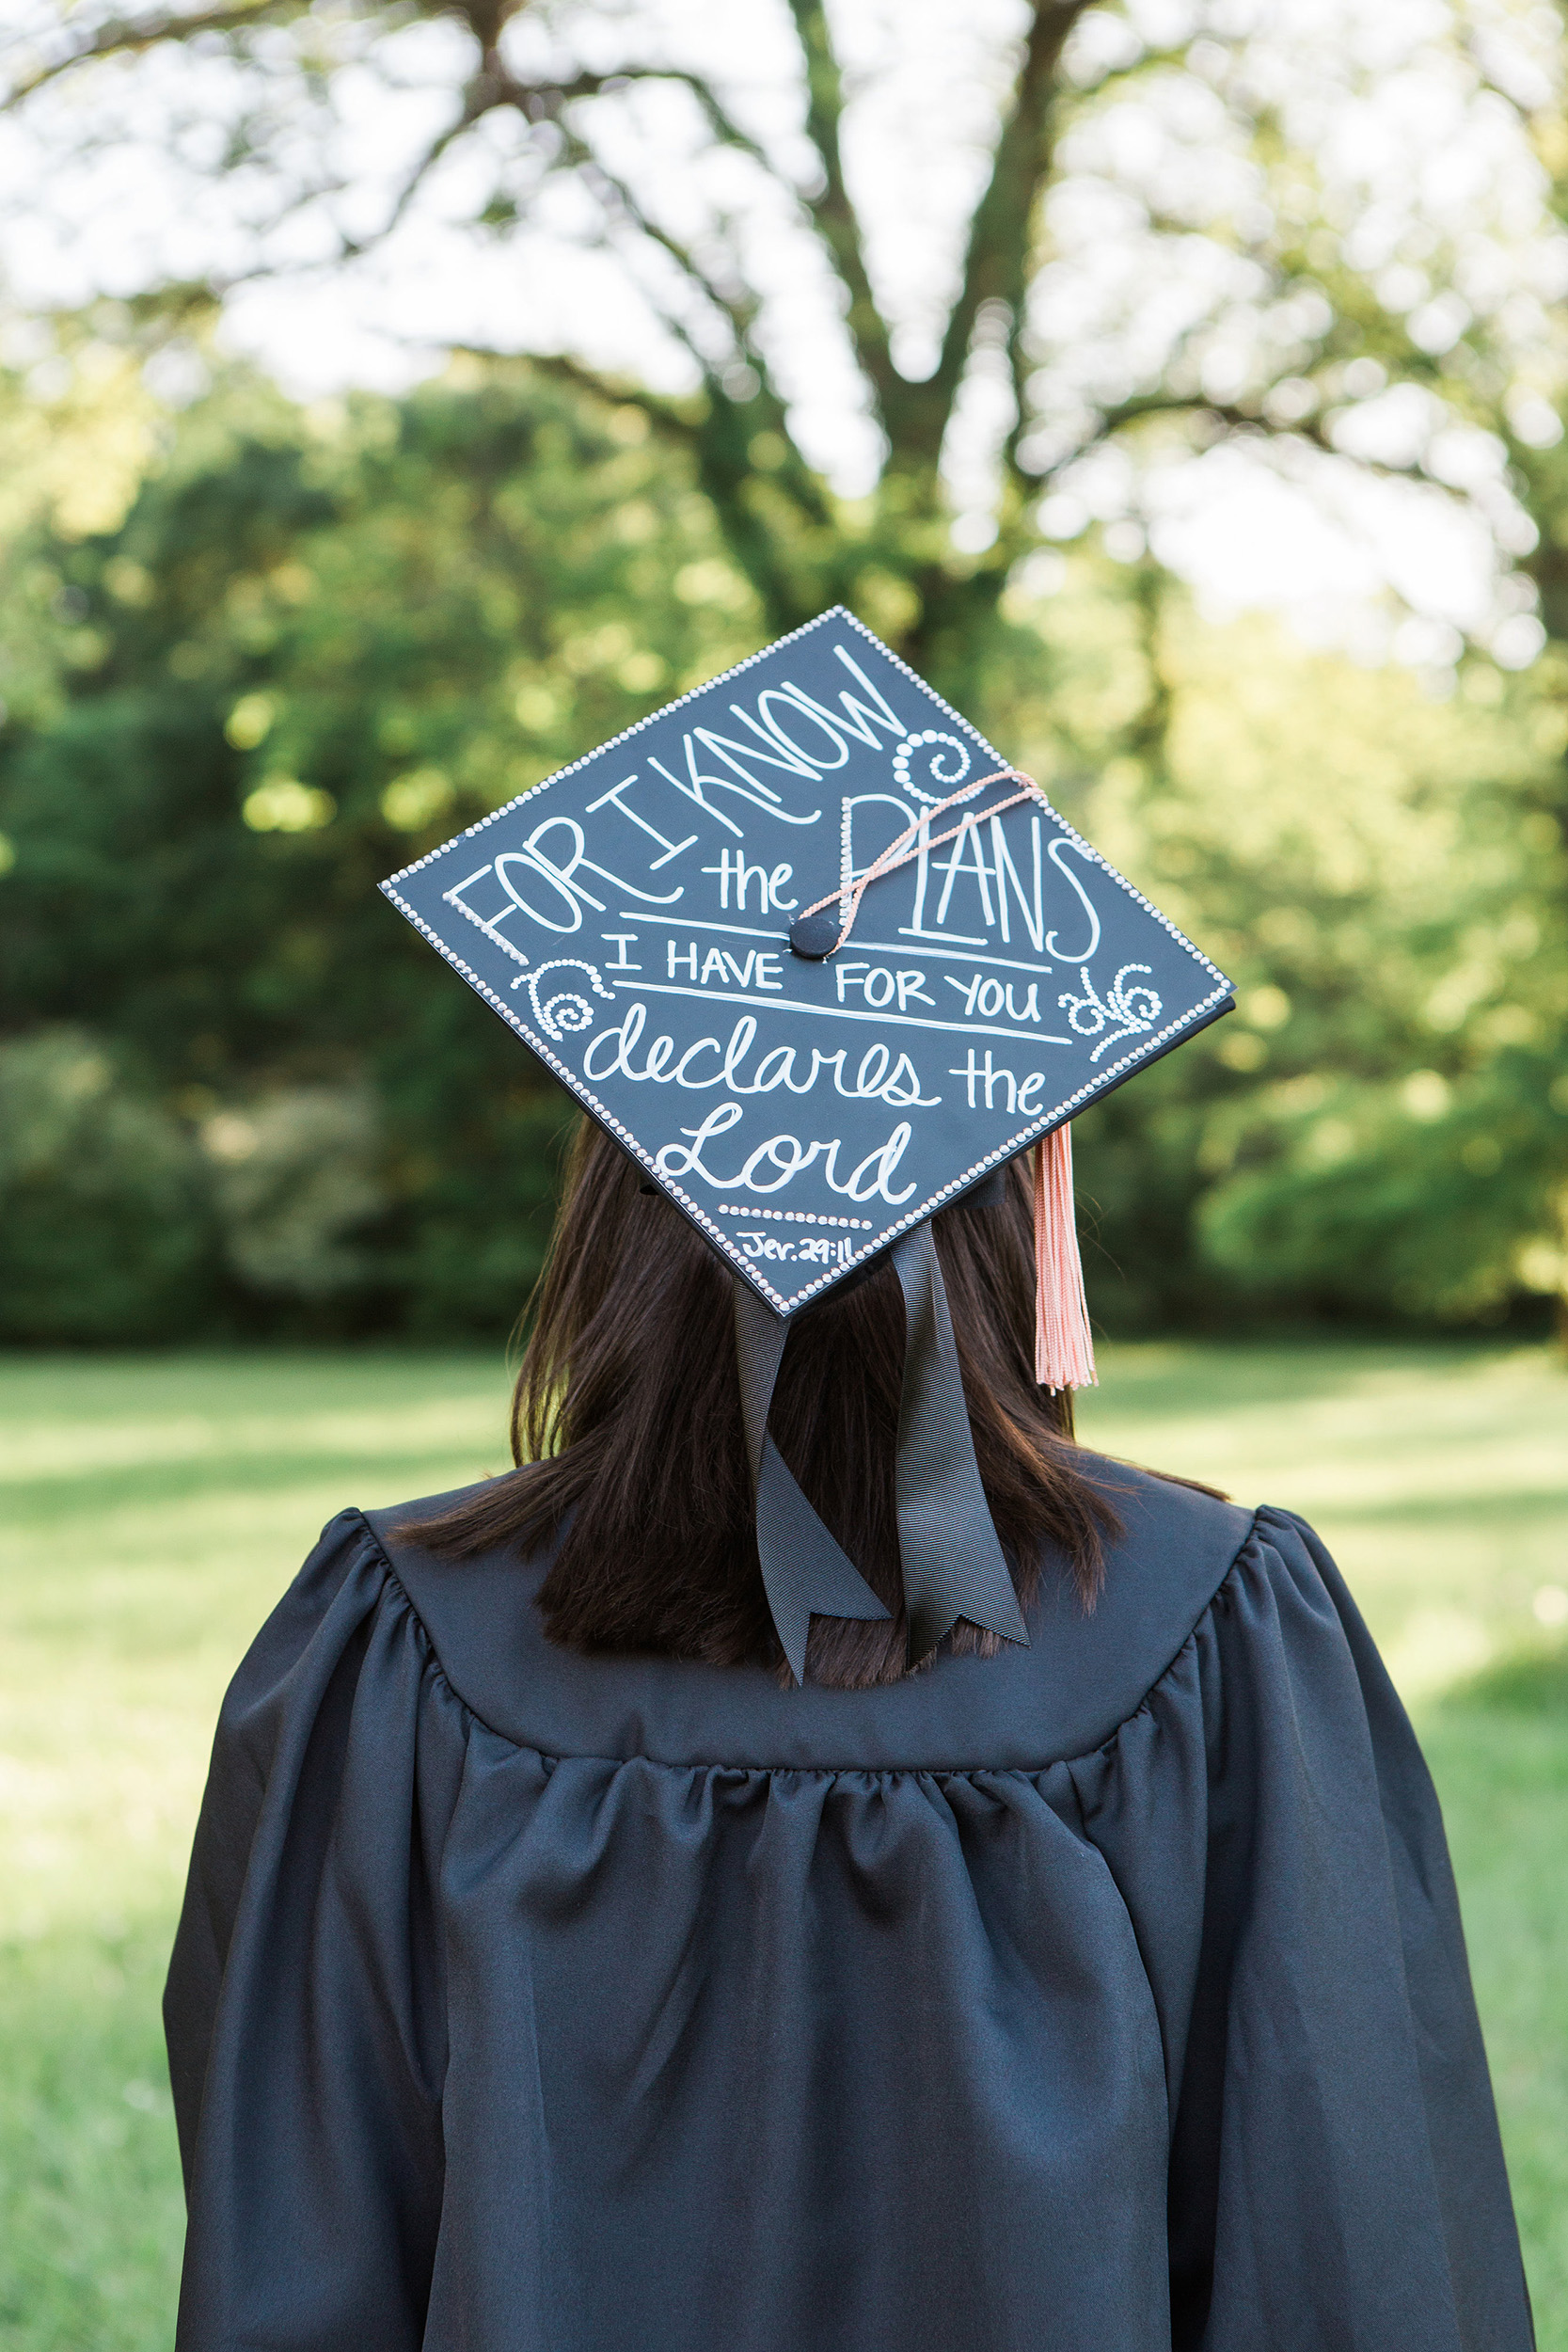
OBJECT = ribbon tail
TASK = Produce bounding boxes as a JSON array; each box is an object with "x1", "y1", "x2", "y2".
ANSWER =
[
  {"x1": 1034, "y1": 1124, "x2": 1098, "y2": 1392},
  {"x1": 891, "y1": 1222, "x2": 1030, "y2": 1667},
  {"x1": 732, "y1": 1277, "x2": 891, "y2": 1684}
]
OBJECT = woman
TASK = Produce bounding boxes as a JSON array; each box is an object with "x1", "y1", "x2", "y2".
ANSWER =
[{"x1": 165, "y1": 1125, "x2": 1533, "y2": 2351}]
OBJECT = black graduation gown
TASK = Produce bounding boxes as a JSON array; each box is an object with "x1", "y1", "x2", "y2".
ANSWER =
[{"x1": 165, "y1": 1460, "x2": 1533, "y2": 2352}]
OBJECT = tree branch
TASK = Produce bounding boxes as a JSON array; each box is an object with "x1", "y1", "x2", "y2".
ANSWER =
[
  {"x1": 1094, "y1": 389, "x2": 1258, "y2": 437},
  {"x1": 911, "y1": 0, "x2": 1096, "y2": 466},
  {"x1": 454, "y1": 344, "x2": 700, "y2": 437},
  {"x1": 2, "y1": 0, "x2": 298, "y2": 107},
  {"x1": 650, "y1": 70, "x2": 772, "y2": 175},
  {"x1": 342, "y1": 84, "x2": 491, "y2": 254},
  {"x1": 1067, "y1": 39, "x2": 1206, "y2": 102},
  {"x1": 997, "y1": 307, "x2": 1034, "y2": 516},
  {"x1": 780, "y1": 0, "x2": 900, "y2": 426},
  {"x1": 1089, "y1": 385, "x2": 1494, "y2": 511},
  {"x1": 486, "y1": 60, "x2": 772, "y2": 176},
  {"x1": 548, "y1": 127, "x2": 768, "y2": 391},
  {"x1": 502, "y1": 346, "x2": 827, "y2": 631}
]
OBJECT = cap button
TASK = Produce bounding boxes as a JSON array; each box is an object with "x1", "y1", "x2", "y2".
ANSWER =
[{"x1": 789, "y1": 912, "x2": 841, "y2": 960}]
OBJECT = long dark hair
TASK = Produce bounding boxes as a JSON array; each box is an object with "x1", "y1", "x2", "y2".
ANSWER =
[{"x1": 411, "y1": 1120, "x2": 1120, "y2": 1687}]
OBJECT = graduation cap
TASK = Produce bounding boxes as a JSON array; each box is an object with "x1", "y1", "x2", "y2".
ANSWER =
[{"x1": 382, "y1": 608, "x2": 1232, "y2": 1679}]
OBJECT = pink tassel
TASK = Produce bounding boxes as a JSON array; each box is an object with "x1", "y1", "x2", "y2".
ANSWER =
[{"x1": 1034, "y1": 1125, "x2": 1098, "y2": 1391}]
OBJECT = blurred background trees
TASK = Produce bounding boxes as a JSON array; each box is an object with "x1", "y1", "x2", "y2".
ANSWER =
[{"x1": 0, "y1": 0, "x2": 1564, "y2": 1342}]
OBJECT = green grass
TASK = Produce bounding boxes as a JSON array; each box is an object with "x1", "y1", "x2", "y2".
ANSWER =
[
  {"x1": 0, "y1": 1351, "x2": 517, "y2": 2352},
  {"x1": 1, "y1": 1342, "x2": 1564, "y2": 2347}
]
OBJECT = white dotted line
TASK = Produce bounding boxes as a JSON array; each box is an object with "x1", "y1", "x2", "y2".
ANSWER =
[
  {"x1": 890, "y1": 726, "x2": 971, "y2": 803},
  {"x1": 716, "y1": 1205, "x2": 876, "y2": 1229},
  {"x1": 379, "y1": 603, "x2": 1232, "y2": 1312}
]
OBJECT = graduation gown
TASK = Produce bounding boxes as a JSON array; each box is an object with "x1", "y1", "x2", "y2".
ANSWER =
[{"x1": 165, "y1": 1460, "x2": 1533, "y2": 2352}]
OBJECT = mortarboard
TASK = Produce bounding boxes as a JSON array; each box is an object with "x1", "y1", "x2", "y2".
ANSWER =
[{"x1": 382, "y1": 609, "x2": 1232, "y2": 1678}]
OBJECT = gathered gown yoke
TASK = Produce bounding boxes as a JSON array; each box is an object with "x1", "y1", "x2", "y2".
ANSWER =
[{"x1": 164, "y1": 1455, "x2": 1535, "y2": 2352}]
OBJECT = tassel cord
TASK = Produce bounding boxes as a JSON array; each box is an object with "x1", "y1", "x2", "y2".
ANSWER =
[{"x1": 1034, "y1": 1125, "x2": 1098, "y2": 1393}]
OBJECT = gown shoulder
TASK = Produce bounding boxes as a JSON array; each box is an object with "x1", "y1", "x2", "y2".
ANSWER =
[
  {"x1": 165, "y1": 1482, "x2": 1535, "y2": 2351},
  {"x1": 356, "y1": 1454, "x2": 1262, "y2": 1771}
]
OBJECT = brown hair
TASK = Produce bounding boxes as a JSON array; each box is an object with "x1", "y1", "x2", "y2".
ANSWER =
[{"x1": 412, "y1": 1120, "x2": 1121, "y2": 1687}]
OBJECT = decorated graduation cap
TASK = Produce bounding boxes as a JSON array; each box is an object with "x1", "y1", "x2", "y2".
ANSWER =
[{"x1": 382, "y1": 609, "x2": 1232, "y2": 1679}]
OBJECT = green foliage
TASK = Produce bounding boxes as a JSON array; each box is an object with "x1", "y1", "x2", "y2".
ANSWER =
[
  {"x1": 0, "y1": 1030, "x2": 215, "y2": 1343},
  {"x1": 1, "y1": 330, "x2": 1564, "y2": 1340},
  {"x1": 205, "y1": 1084, "x2": 385, "y2": 1301},
  {"x1": 987, "y1": 579, "x2": 1568, "y2": 1328},
  {"x1": 0, "y1": 349, "x2": 757, "y2": 1336}
]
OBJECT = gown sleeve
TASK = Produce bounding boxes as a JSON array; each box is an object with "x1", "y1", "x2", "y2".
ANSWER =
[
  {"x1": 1067, "y1": 1505, "x2": 1534, "y2": 2352},
  {"x1": 164, "y1": 1509, "x2": 468, "y2": 2351}
]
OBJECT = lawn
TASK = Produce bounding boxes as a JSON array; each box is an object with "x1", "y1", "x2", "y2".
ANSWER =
[{"x1": 0, "y1": 1341, "x2": 1564, "y2": 2348}]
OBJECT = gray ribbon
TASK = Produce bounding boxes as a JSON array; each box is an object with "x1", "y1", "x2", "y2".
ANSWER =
[
  {"x1": 890, "y1": 1220, "x2": 1030, "y2": 1664},
  {"x1": 732, "y1": 1279, "x2": 891, "y2": 1684},
  {"x1": 731, "y1": 1218, "x2": 1029, "y2": 1682}
]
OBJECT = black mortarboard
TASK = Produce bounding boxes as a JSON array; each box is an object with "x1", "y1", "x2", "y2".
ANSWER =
[{"x1": 382, "y1": 609, "x2": 1232, "y2": 1677}]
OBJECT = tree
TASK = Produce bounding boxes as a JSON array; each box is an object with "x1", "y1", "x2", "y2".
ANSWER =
[
  {"x1": 0, "y1": 0, "x2": 1299, "y2": 693},
  {"x1": 2, "y1": 318, "x2": 1562, "y2": 1341},
  {"x1": 0, "y1": 341, "x2": 760, "y2": 1333},
  {"x1": 8, "y1": 3, "x2": 1560, "y2": 673},
  {"x1": 1047, "y1": 8, "x2": 1568, "y2": 1334},
  {"x1": 5, "y1": 0, "x2": 1565, "y2": 1339}
]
